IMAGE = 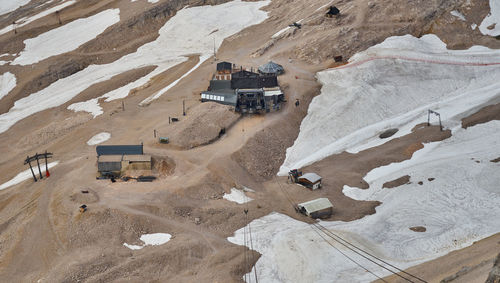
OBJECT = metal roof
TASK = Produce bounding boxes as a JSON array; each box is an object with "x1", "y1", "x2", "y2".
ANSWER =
[
  {"x1": 258, "y1": 61, "x2": 284, "y2": 75},
  {"x1": 298, "y1": 198, "x2": 333, "y2": 213},
  {"x1": 299, "y1": 173, "x2": 322, "y2": 183},
  {"x1": 96, "y1": 145, "x2": 143, "y2": 156}
]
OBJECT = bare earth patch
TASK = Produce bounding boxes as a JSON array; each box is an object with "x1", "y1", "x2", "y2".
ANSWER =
[{"x1": 383, "y1": 175, "x2": 410, "y2": 189}]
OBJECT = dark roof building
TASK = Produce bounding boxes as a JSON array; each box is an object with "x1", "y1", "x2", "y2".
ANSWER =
[
  {"x1": 216, "y1": 61, "x2": 232, "y2": 72},
  {"x1": 96, "y1": 144, "x2": 143, "y2": 156}
]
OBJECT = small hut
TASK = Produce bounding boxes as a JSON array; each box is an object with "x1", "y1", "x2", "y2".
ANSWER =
[
  {"x1": 258, "y1": 61, "x2": 284, "y2": 76},
  {"x1": 298, "y1": 172, "x2": 322, "y2": 190},
  {"x1": 298, "y1": 198, "x2": 333, "y2": 219}
]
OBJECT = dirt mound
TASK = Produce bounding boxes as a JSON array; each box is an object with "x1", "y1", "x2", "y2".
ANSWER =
[{"x1": 166, "y1": 102, "x2": 240, "y2": 149}]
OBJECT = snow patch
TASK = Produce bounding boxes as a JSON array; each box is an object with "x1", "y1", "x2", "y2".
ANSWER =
[
  {"x1": 13, "y1": 9, "x2": 120, "y2": 65},
  {"x1": 67, "y1": 98, "x2": 103, "y2": 118},
  {"x1": 0, "y1": 0, "x2": 31, "y2": 16},
  {"x1": 279, "y1": 34, "x2": 500, "y2": 175},
  {"x1": 0, "y1": 161, "x2": 59, "y2": 191},
  {"x1": 0, "y1": 72, "x2": 16, "y2": 100},
  {"x1": 450, "y1": 10, "x2": 466, "y2": 21},
  {"x1": 123, "y1": 233, "x2": 172, "y2": 250},
  {"x1": 471, "y1": 23, "x2": 477, "y2": 30},
  {"x1": 479, "y1": 0, "x2": 500, "y2": 36},
  {"x1": 87, "y1": 132, "x2": 111, "y2": 145},
  {"x1": 271, "y1": 19, "x2": 302, "y2": 38},
  {"x1": 223, "y1": 188, "x2": 253, "y2": 204},
  {"x1": 0, "y1": 1, "x2": 77, "y2": 37}
]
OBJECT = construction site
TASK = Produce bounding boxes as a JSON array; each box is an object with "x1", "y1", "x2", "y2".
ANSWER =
[{"x1": 0, "y1": 0, "x2": 499, "y2": 282}]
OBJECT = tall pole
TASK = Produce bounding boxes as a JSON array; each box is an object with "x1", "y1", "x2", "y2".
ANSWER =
[
  {"x1": 427, "y1": 110, "x2": 430, "y2": 126},
  {"x1": 35, "y1": 153, "x2": 43, "y2": 179},
  {"x1": 27, "y1": 157, "x2": 37, "y2": 182},
  {"x1": 183, "y1": 100, "x2": 186, "y2": 116},
  {"x1": 45, "y1": 151, "x2": 48, "y2": 172}
]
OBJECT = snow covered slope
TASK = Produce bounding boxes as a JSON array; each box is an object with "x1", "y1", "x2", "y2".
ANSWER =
[
  {"x1": 0, "y1": 0, "x2": 31, "y2": 16},
  {"x1": 279, "y1": 34, "x2": 500, "y2": 175},
  {"x1": 0, "y1": 1, "x2": 77, "y2": 36},
  {"x1": 13, "y1": 9, "x2": 120, "y2": 65},
  {"x1": 0, "y1": 72, "x2": 16, "y2": 101},
  {"x1": 480, "y1": 0, "x2": 500, "y2": 36}
]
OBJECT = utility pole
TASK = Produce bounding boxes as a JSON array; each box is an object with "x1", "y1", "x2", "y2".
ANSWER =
[
  {"x1": 12, "y1": 21, "x2": 17, "y2": 34},
  {"x1": 26, "y1": 156, "x2": 37, "y2": 182},
  {"x1": 213, "y1": 36, "x2": 217, "y2": 61},
  {"x1": 183, "y1": 100, "x2": 186, "y2": 116},
  {"x1": 35, "y1": 153, "x2": 43, "y2": 179},
  {"x1": 122, "y1": 101, "x2": 125, "y2": 111}
]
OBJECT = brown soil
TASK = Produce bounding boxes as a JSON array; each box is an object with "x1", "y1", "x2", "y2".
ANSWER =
[
  {"x1": 383, "y1": 175, "x2": 411, "y2": 189},
  {"x1": 409, "y1": 226, "x2": 427, "y2": 232},
  {"x1": 462, "y1": 103, "x2": 500, "y2": 129},
  {"x1": 160, "y1": 102, "x2": 241, "y2": 149}
]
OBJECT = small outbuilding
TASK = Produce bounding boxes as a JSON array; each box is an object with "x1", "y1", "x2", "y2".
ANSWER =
[
  {"x1": 298, "y1": 172, "x2": 322, "y2": 190},
  {"x1": 96, "y1": 144, "x2": 151, "y2": 177},
  {"x1": 258, "y1": 61, "x2": 284, "y2": 76},
  {"x1": 298, "y1": 198, "x2": 333, "y2": 219}
]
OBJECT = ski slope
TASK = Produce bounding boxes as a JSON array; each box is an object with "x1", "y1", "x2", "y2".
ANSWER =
[
  {"x1": 0, "y1": 0, "x2": 270, "y2": 134},
  {"x1": 279, "y1": 34, "x2": 500, "y2": 175}
]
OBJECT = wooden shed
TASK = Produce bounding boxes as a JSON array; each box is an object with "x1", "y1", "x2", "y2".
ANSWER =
[
  {"x1": 298, "y1": 173, "x2": 322, "y2": 190},
  {"x1": 298, "y1": 198, "x2": 333, "y2": 219}
]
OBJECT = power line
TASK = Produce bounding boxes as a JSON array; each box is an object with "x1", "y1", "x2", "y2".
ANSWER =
[
  {"x1": 311, "y1": 224, "x2": 388, "y2": 282},
  {"x1": 313, "y1": 223, "x2": 425, "y2": 283}
]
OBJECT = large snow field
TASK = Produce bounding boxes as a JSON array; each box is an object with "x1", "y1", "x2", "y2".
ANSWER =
[
  {"x1": 0, "y1": 72, "x2": 16, "y2": 101},
  {"x1": 13, "y1": 9, "x2": 120, "y2": 66},
  {"x1": 480, "y1": 0, "x2": 500, "y2": 36},
  {"x1": 0, "y1": 1, "x2": 77, "y2": 37},
  {"x1": 230, "y1": 121, "x2": 500, "y2": 282},
  {"x1": 0, "y1": 0, "x2": 270, "y2": 134},
  {"x1": 279, "y1": 34, "x2": 500, "y2": 175},
  {"x1": 0, "y1": 0, "x2": 31, "y2": 16},
  {"x1": 0, "y1": 161, "x2": 59, "y2": 191}
]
